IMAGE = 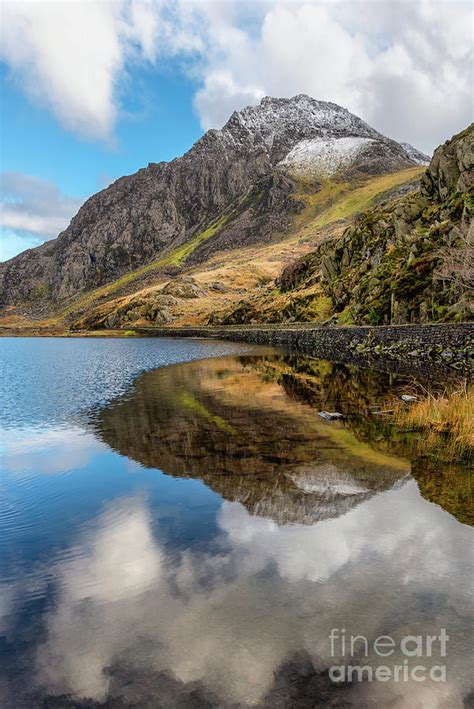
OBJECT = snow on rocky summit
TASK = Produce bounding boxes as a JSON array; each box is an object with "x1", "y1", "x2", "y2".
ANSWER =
[
  {"x1": 211, "y1": 94, "x2": 429, "y2": 177},
  {"x1": 278, "y1": 136, "x2": 376, "y2": 178}
]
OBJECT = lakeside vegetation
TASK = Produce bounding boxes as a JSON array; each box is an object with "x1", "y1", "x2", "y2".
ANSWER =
[{"x1": 393, "y1": 384, "x2": 473, "y2": 461}]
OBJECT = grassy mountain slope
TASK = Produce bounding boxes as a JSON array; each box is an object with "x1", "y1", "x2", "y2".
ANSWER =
[
  {"x1": 217, "y1": 125, "x2": 473, "y2": 326},
  {"x1": 0, "y1": 167, "x2": 424, "y2": 333},
  {"x1": 2, "y1": 95, "x2": 424, "y2": 317}
]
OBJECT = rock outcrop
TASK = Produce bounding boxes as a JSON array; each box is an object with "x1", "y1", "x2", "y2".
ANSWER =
[
  {"x1": 220, "y1": 124, "x2": 473, "y2": 326},
  {"x1": 0, "y1": 95, "x2": 426, "y2": 313}
]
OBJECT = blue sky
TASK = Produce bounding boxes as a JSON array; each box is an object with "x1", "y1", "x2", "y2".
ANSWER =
[
  {"x1": 1, "y1": 57, "x2": 203, "y2": 260},
  {"x1": 1, "y1": 63, "x2": 202, "y2": 196},
  {"x1": 1, "y1": 0, "x2": 472, "y2": 261}
]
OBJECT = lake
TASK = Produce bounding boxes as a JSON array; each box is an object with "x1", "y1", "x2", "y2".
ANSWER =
[{"x1": 1, "y1": 337, "x2": 472, "y2": 708}]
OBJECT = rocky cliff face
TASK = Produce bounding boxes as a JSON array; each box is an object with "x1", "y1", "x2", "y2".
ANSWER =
[
  {"x1": 0, "y1": 95, "x2": 426, "y2": 312},
  {"x1": 220, "y1": 124, "x2": 473, "y2": 326}
]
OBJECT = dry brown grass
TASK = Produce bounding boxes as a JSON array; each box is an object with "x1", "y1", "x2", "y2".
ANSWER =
[
  {"x1": 1, "y1": 167, "x2": 422, "y2": 333},
  {"x1": 394, "y1": 383, "x2": 474, "y2": 460}
]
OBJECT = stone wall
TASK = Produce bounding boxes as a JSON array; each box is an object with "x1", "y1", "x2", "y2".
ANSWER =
[{"x1": 134, "y1": 322, "x2": 474, "y2": 373}]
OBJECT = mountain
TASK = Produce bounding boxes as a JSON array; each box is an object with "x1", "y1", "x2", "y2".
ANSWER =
[
  {"x1": 0, "y1": 95, "x2": 427, "y2": 318},
  {"x1": 399, "y1": 142, "x2": 431, "y2": 165},
  {"x1": 218, "y1": 124, "x2": 474, "y2": 326}
]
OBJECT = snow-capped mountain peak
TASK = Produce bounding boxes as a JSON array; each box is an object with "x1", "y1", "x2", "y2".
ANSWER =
[
  {"x1": 219, "y1": 95, "x2": 380, "y2": 155},
  {"x1": 209, "y1": 94, "x2": 428, "y2": 178},
  {"x1": 400, "y1": 142, "x2": 430, "y2": 165}
]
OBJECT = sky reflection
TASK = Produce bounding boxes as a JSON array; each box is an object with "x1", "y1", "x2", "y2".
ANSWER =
[
  {"x1": 1, "y1": 482, "x2": 471, "y2": 707},
  {"x1": 1, "y1": 342, "x2": 472, "y2": 707}
]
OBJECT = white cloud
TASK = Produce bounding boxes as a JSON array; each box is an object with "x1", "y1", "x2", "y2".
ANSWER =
[
  {"x1": 0, "y1": 0, "x2": 202, "y2": 142},
  {"x1": 1, "y1": 425, "x2": 105, "y2": 475},
  {"x1": 0, "y1": 172, "x2": 84, "y2": 259},
  {"x1": 194, "y1": 72, "x2": 265, "y2": 130},
  {"x1": 190, "y1": 0, "x2": 473, "y2": 153},
  {"x1": 1, "y1": 1, "x2": 472, "y2": 151},
  {"x1": 1, "y1": 1, "x2": 123, "y2": 141}
]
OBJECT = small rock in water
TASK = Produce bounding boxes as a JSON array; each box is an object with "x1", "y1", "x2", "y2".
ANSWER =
[
  {"x1": 400, "y1": 394, "x2": 418, "y2": 403},
  {"x1": 319, "y1": 411, "x2": 344, "y2": 421}
]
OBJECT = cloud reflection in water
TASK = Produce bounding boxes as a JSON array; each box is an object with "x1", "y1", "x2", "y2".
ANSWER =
[{"x1": 29, "y1": 483, "x2": 473, "y2": 708}]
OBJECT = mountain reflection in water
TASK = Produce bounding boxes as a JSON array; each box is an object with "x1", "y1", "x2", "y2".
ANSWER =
[
  {"x1": 96, "y1": 354, "x2": 470, "y2": 525},
  {"x1": 1, "y1": 344, "x2": 472, "y2": 708}
]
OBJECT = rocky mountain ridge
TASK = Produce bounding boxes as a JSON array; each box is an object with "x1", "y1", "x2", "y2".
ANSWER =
[{"x1": 0, "y1": 95, "x2": 427, "y2": 314}]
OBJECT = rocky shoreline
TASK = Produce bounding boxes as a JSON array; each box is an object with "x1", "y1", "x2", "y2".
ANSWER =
[{"x1": 133, "y1": 322, "x2": 474, "y2": 375}]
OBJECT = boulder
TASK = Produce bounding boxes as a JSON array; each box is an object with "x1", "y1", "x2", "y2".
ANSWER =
[{"x1": 161, "y1": 276, "x2": 206, "y2": 299}]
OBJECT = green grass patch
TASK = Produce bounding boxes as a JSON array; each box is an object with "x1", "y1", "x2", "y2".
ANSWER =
[
  {"x1": 307, "y1": 168, "x2": 423, "y2": 231},
  {"x1": 165, "y1": 215, "x2": 228, "y2": 267},
  {"x1": 318, "y1": 422, "x2": 410, "y2": 472},
  {"x1": 293, "y1": 168, "x2": 423, "y2": 241},
  {"x1": 337, "y1": 307, "x2": 355, "y2": 325},
  {"x1": 47, "y1": 214, "x2": 229, "y2": 324},
  {"x1": 178, "y1": 392, "x2": 237, "y2": 434}
]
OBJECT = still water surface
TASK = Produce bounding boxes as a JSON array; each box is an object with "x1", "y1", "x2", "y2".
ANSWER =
[{"x1": 1, "y1": 338, "x2": 473, "y2": 708}]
